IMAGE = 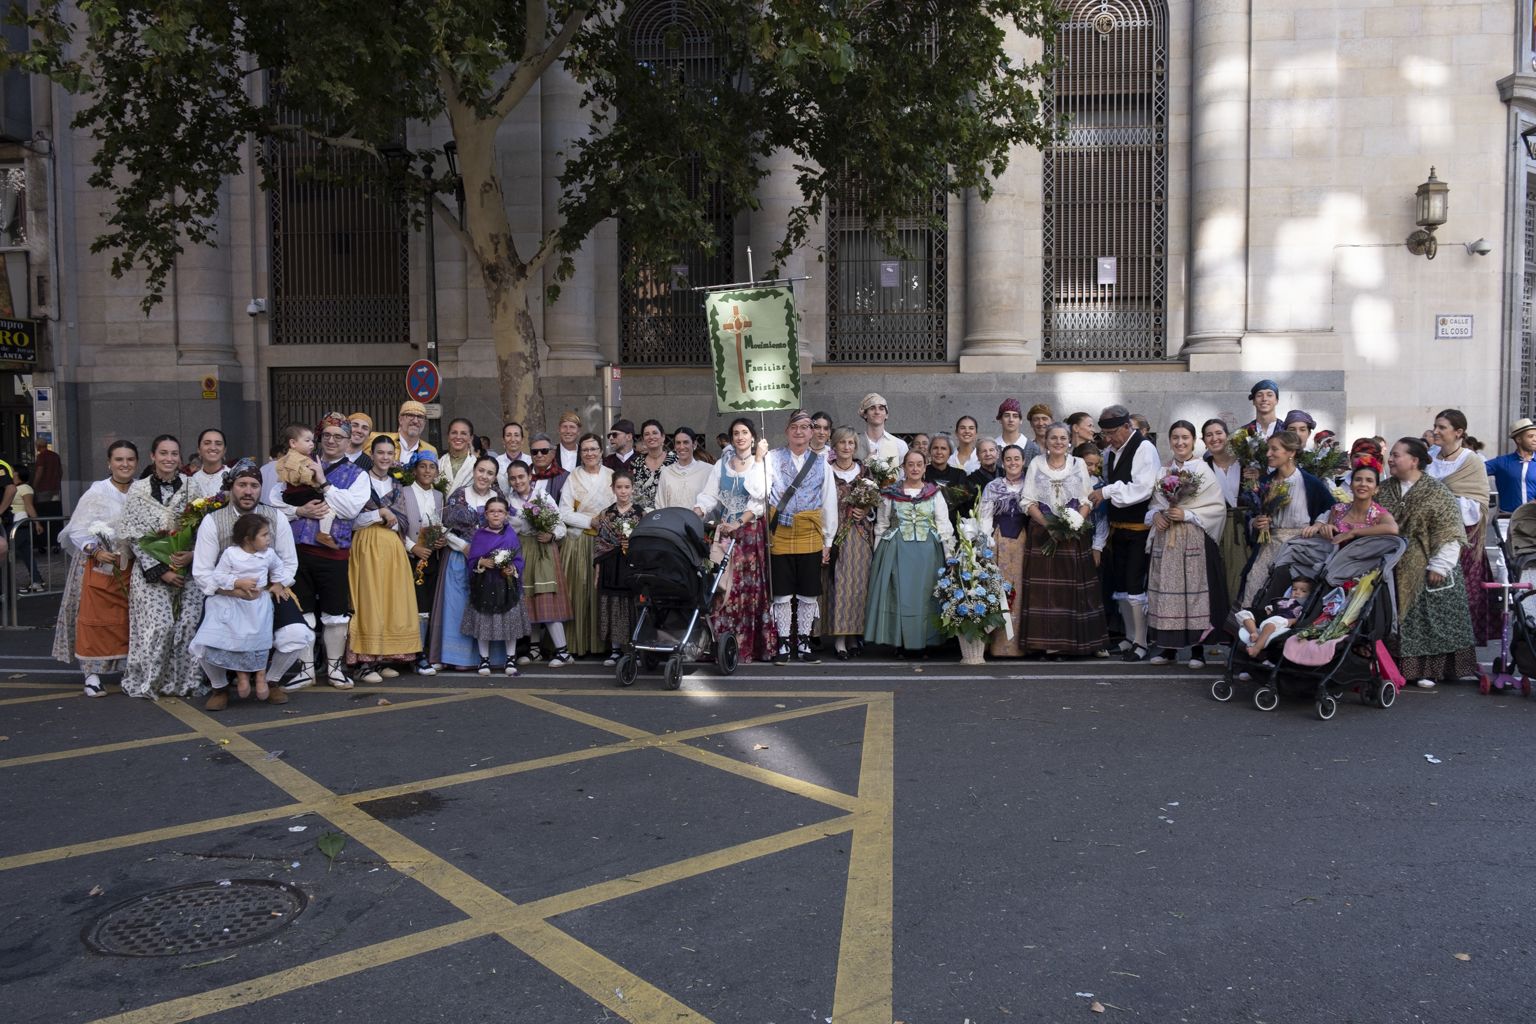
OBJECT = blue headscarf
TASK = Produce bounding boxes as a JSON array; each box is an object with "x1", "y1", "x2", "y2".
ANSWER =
[{"x1": 1248, "y1": 378, "x2": 1280, "y2": 400}]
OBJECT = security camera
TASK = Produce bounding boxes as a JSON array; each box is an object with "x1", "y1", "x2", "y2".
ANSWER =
[
  {"x1": 1465, "y1": 238, "x2": 1493, "y2": 256},
  {"x1": 246, "y1": 298, "x2": 268, "y2": 316}
]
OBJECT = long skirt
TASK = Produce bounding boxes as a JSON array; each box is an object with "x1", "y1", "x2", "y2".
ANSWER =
[
  {"x1": 560, "y1": 531, "x2": 602, "y2": 656},
  {"x1": 1461, "y1": 518, "x2": 1496, "y2": 643},
  {"x1": 709, "y1": 519, "x2": 776, "y2": 663},
  {"x1": 1147, "y1": 521, "x2": 1230, "y2": 649},
  {"x1": 598, "y1": 592, "x2": 636, "y2": 648},
  {"x1": 121, "y1": 572, "x2": 204, "y2": 699},
  {"x1": 1217, "y1": 506, "x2": 1248, "y2": 608},
  {"x1": 828, "y1": 522, "x2": 874, "y2": 636},
  {"x1": 1239, "y1": 527, "x2": 1307, "y2": 609},
  {"x1": 431, "y1": 551, "x2": 503, "y2": 668},
  {"x1": 523, "y1": 538, "x2": 573, "y2": 624},
  {"x1": 461, "y1": 570, "x2": 530, "y2": 645},
  {"x1": 864, "y1": 535, "x2": 945, "y2": 651},
  {"x1": 989, "y1": 530, "x2": 1027, "y2": 657},
  {"x1": 1019, "y1": 521, "x2": 1107, "y2": 655},
  {"x1": 190, "y1": 593, "x2": 274, "y2": 672},
  {"x1": 54, "y1": 554, "x2": 130, "y2": 674},
  {"x1": 1392, "y1": 566, "x2": 1479, "y2": 681},
  {"x1": 348, "y1": 525, "x2": 420, "y2": 659}
]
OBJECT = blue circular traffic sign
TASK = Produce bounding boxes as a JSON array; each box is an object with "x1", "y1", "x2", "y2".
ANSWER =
[{"x1": 406, "y1": 359, "x2": 440, "y2": 403}]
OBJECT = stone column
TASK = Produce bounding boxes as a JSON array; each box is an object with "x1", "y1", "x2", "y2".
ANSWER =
[
  {"x1": 540, "y1": 61, "x2": 602, "y2": 377},
  {"x1": 173, "y1": 180, "x2": 238, "y2": 366},
  {"x1": 1183, "y1": 0, "x2": 1250, "y2": 366},
  {"x1": 749, "y1": 147, "x2": 814, "y2": 370},
  {"x1": 960, "y1": 26, "x2": 1038, "y2": 374}
]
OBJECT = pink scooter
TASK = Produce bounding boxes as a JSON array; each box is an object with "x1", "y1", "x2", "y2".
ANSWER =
[{"x1": 1480, "y1": 580, "x2": 1534, "y2": 696}]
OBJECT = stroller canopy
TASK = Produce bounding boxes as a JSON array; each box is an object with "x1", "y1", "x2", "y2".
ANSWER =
[
  {"x1": 1509, "y1": 503, "x2": 1536, "y2": 573},
  {"x1": 629, "y1": 507, "x2": 711, "y2": 566}
]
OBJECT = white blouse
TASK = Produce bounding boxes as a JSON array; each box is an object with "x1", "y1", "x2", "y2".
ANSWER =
[
  {"x1": 977, "y1": 477, "x2": 1025, "y2": 539},
  {"x1": 1273, "y1": 469, "x2": 1313, "y2": 529},
  {"x1": 1426, "y1": 448, "x2": 1486, "y2": 527},
  {"x1": 508, "y1": 490, "x2": 567, "y2": 540},
  {"x1": 558, "y1": 466, "x2": 616, "y2": 531},
  {"x1": 1208, "y1": 458, "x2": 1242, "y2": 508},
  {"x1": 692, "y1": 456, "x2": 768, "y2": 520},
  {"x1": 1021, "y1": 455, "x2": 1093, "y2": 512}
]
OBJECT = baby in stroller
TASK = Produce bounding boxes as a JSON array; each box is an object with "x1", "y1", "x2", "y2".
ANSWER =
[{"x1": 1235, "y1": 575, "x2": 1313, "y2": 658}]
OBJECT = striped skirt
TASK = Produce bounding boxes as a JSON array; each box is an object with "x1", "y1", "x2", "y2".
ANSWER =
[
  {"x1": 1018, "y1": 520, "x2": 1106, "y2": 655},
  {"x1": 523, "y1": 537, "x2": 573, "y2": 624}
]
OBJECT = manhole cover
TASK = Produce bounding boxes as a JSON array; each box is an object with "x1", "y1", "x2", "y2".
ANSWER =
[{"x1": 83, "y1": 880, "x2": 307, "y2": 957}]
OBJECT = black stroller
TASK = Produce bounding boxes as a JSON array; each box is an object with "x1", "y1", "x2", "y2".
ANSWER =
[
  {"x1": 1215, "y1": 534, "x2": 1407, "y2": 720},
  {"x1": 614, "y1": 507, "x2": 739, "y2": 690},
  {"x1": 1483, "y1": 503, "x2": 1536, "y2": 693}
]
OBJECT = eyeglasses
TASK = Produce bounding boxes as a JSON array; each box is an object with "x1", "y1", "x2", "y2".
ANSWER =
[
  {"x1": 400, "y1": 413, "x2": 425, "y2": 421},
  {"x1": 321, "y1": 432, "x2": 349, "y2": 441},
  {"x1": 529, "y1": 448, "x2": 551, "y2": 455},
  {"x1": 607, "y1": 431, "x2": 622, "y2": 437}
]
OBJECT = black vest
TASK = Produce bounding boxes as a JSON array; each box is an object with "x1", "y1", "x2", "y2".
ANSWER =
[{"x1": 1105, "y1": 432, "x2": 1151, "y2": 524}]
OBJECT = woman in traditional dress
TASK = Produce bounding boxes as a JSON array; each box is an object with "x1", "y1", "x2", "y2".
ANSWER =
[
  {"x1": 1426, "y1": 409, "x2": 1495, "y2": 642},
  {"x1": 1020, "y1": 425, "x2": 1108, "y2": 658},
  {"x1": 1380, "y1": 437, "x2": 1478, "y2": 689},
  {"x1": 559, "y1": 433, "x2": 616, "y2": 658},
  {"x1": 978, "y1": 444, "x2": 1029, "y2": 658},
  {"x1": 827, "y1": 427, "x2": 873, "y2": 660},
  {"x1": 432, "y1": 455, "x2": 505, "y2": 670},
  {"x1": 656, "y1": 427, "x2": 712, "y2": 510},
  {"x1": 865, "y1": 449, "x2": 956, "y2": 656},
  {"x1": 1146, "y1": 421, "x2": 1229, "y2": 668},
  {"x1": 966, "y1": 438, "x2": 1000, "y2": 495},
  {"x1": 1202, "y1": 418, "x2": 1248, "y2": 609},
  {"x1": 54, "y1": 439, "x2": 138, "y2": 698},
  {"x1": 1302, "y1": 456, "x2": 1399, "y2": 542},
  {"x1": 629, "y1": 419, "x2": 675, "y2": 512},
  {"x1": 437, "y1": 418, "x2": 480, "y2": 495},
  {"x1": 592, "y1": 470, "x2": 645, "y2": 665},
  {"x1": 347, "y1": 436, "x2": 421, "y2": 682},
  {"x1": 1240, "y1": 430, "x2": 1334, "y2": 607},
  {"x1": 925, "y1": 433, "x2": 969, "y2": 528},
  {"x1": 693, "y1": 418, "x2": 775, "y2": 663},
  {"x1": 950, "y1": 416, "x2": 981, "y2": 473},
  {"x1": 119, "y1": 435, "x2": 205, "y2": 698},
  {"x1": 506, "y1": 459, "x2": 574, "y2": 667},
  {"x1": 400, "y1": 451, "x2": 445, "y2": 675}
]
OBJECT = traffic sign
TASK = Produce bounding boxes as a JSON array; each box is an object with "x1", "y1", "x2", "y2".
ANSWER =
[{"x1": 406, "y1": 359, "x2": 440, "y2": 403}]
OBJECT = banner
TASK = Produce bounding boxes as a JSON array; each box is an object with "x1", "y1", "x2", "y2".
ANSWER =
[
  {"x1": 0, "y1": 317, "x2": 37, "y2": 365},
  {"x1": 705, "y1": 287, "x2": 802, "y2": 413}
]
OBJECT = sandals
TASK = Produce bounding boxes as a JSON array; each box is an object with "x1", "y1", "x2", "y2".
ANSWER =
[{"x1": 477, "y1": 657, "x2": 492, "y2": 677}]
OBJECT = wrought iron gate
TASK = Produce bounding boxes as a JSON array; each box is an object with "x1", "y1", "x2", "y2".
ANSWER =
[
  {"x1": 269, "y1": 367, "x2": 403, "y2": 444},
  {"x1": 1041, "y1": 0, "x2": 1168, "y2": 362}
]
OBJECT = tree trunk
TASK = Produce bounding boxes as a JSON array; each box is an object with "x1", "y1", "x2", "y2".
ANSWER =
[{"x1": 488, "y1": 275, "x2": 547, "y2": 431}]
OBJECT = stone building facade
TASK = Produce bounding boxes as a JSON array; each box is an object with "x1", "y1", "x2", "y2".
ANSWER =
[{"x1": 0, "y1": 0, "x2": 1528, "y2": 495}]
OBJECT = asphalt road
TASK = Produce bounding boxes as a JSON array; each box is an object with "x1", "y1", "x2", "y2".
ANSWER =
[{"x1": 2, "y1": 614, "x2": 1534, "y2": 1024}]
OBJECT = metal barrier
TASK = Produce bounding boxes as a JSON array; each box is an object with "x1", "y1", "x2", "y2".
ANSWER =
[{"x1": 3, "y1": 515, "x2": 71, "y2": 628}]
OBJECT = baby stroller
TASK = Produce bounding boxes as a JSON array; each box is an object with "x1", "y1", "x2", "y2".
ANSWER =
[
  {"x1": 1484, "y1": 503, "x2": 1536, "y2": 695},
  {"x1": 1216, "y1": 536, "x2": 1333, "y2": 700},
  {"x1": 615, "y1": 507, "x2": 739, "y2": 690}
]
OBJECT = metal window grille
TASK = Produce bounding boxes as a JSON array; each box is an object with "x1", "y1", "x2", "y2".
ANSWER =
[
  {"x1": 269, "y1": 366, "x2": 404, "y2": 442},
  {"x1": 1521, "y1": 175, "x2": 1536, "y2": 415},
  {"x1": 1041, "y1": 0, "x2": 1168, "y2": 362},
  {"x1": 265, "y1": 108, "x2": 410, "y2": 346},
  {"x1": 618, "y1": 0, "x2": 735, "y2": 367},
  {"x1": 826, "y1": 178, "x2": 949, "y2": 363}
]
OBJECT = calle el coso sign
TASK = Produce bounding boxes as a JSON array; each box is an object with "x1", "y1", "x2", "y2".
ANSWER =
[{"x1": 0, "y1": 317, "x2": 38, "y2": 364}]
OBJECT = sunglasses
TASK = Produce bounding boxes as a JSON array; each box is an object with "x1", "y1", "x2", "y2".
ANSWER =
[{"x1": 529, "y1": 448, "x2": 551, "y2": 455}]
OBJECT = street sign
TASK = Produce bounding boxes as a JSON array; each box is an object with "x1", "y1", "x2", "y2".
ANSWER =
[
  {"x1": 0, "y1": 317, "x2": 38, "y2": 364},
  {"x1": 407, "y1": 359, "x2": 440, "y2": 403},
  {"x1": 201, "y1": 373, "x2": 218, "y2": 400},
  {"x1": 1435, "y1": 314, "x2": 1472, "y2": 340}
]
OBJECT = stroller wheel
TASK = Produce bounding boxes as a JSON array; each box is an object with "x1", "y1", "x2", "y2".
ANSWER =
[
  {"x1": 1377, "y1": 681, "x2": 1396, "y2": 708},
  {"x1": 1478, "y1": 674, "x2": 1492, "y2": 695},
  {"x1": 615, "y1": 654, "x2": 638, "y2": 688},
  {"x1": 663, "y1": 655, "x2": 684, "y2": 691},
  {"x1": 1315, "y1": 695, "x2": 1337, "y2": 721},
  {"x1": 717, "y1": 633, "x2": 740, "y2": 676},
  {"x1": 1210, "y1": 678, "x2": 1233, "y2": 702},
  {"x1": 1253, "y1": 687, "x2": 1279, "y2": 712}
]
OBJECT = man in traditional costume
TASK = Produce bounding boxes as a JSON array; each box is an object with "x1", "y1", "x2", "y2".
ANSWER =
[
  {"x1": 856, "y1": 393, "x2": 907, "y2": 464},
  {"x1": 526, "y1": 433, "x2": 569, "y2": 504},
  {"x1": 556, "y1": 410, "x2": 583, "y2": 474},
  {"x1": 1089, "y1": 404, "x2": 1160, "y2": 662},
  {"x1": 1241, "y1": 379, "x2": 1282, "y2": 440},
  {"x1": 370, "y1": 401, "x2": 438, "y2": 462},
  {"x1": 766, "y1": 410, "x2": 839, "y2": 664}
]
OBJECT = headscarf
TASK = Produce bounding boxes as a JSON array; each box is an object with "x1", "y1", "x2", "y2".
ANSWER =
[
  {"x1": 996, "y1": 398, "x2": 1022, "y2": 419},
  {"x1": 1249, "y1": 379, "x2": 1280, "y2": 400},
  {"x1": 222, "y1": 457, "x2": 260, "y2": 491},
  {"x1": 860, "y1": 393, "x2": 888, "y2": 414},
  {"x1": 409, "y1": 450, "x2": 438, "y2": 467},
  {"x1": 1283, "y1": 409, "x2": 1316, "y2": 430}
]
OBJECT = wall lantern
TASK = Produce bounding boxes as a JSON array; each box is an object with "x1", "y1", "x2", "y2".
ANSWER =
[
  {"x1": 1522, "y1": 125, "x2": 1536, "y2": 161},
  {"x1": 1405, "y1": 167, "x2": 1448, "y2": 260}
]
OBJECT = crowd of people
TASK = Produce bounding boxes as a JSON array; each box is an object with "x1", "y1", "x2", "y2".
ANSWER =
[{"x1": 29, "y1": 379, "x2": 1522, "y2": 710}]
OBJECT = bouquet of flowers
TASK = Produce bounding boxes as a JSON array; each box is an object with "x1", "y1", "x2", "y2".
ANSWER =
[
  {"x1": 833, "y1": 476, "x2": 883, "y2": 546},
  {"x1": 1226, "y1": 427, "x2": 1269, "y2": 477},
  {"x1": 138, "y1": 494, "x2": 225, "y2": 614},
  {"x1": 1255, "y1": 478, "x2": 1291, "y2": 544},
  {"x1": 413, "y1": 523, "x2": 445, "y2": 586},
  {"x1": 1040, "y1": 499, "x2": 1094, "y2": 556},
  {"x1": 1297, "y1": 443, "x2": 1347, "y2": 482},
  {"x1": 87, "y1": 521, "x2": 130, "y2": 595},
  {"x1": 1158, "y1": 468, "x2": 1199, "y2": 507},
  {"x1": 1296, "y1": 571, "x2": 1377, "y2": 643},
  {"x1": 619, "y1": 519, "x2": 635, "y2": 551},
  {"x1": 933, "y1": 517, "x2": 1013, "y2": 641},
  {"x1": 489, "y1": 548, "x2": 520, "y2": 579},
  {"x1": 864, "y1": 456, "x2": 898, "y2": 488},
  {"x1": 941, "y1": 481, "x2": 977, "y2": 515},
  {"x1": 523, "y1": 494, "x2": 562, "y2": 537}
]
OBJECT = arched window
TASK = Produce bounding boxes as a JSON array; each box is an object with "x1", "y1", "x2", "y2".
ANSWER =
[
  {"x1": 618, "y1": 0, "x2": 736, "y2": 367},
  {"x1": 1041, "y1": 0, "x2": 1168, "y2": 362}
]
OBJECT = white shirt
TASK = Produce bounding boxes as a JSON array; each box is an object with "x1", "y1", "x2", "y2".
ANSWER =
[
  {"x1": 949, "y1": 449, "x2": 981, "y2": 473},
  {"x1": 558, "y1": 444, "x2": 580, "y2": 474},
  {"x1": 767, "y1": 447, "x2": 840, "y2": 547},
  {"x1": 188, "y1": 468, "x2": 225, "y2": 499},
  {"x1": 352, "y1": 474, "x2": 401, "y2": 531},
  {"x1": 267, "y1": 460, "x2": 371, "y2": 523},
  {"x1": 1427, "y1": 448, "x2": 1486, "y2": 527},
  {"x1": 1208, "y1": 458, "x2": 1242, "y2": 508},
  {"x1": 1100, "y1": 435, "x2": 1160, "y2": 508},
  {"x1": 656, "y1": 459, "x2": 714, "y2": 510},
  {"x1": 856, "y1": 430, "x2": 907, "y2": 465},
  {"x1": 496, "y1": 451, "x2": 532, "y2": 478},
  {"x1": 192, "y1": 505, "x2": 299, "y2": 594}
]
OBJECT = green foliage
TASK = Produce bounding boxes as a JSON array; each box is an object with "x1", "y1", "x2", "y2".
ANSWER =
[{"x1": 316, "y1": 830, "x2": 345, "y2": 870}]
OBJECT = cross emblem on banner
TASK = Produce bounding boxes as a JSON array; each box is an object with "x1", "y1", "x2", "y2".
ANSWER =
[{"x1": 722, "y1": 305, "x2": 753, "y2": 391}]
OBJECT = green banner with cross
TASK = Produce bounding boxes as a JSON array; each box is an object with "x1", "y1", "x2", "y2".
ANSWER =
[{"x1": 705, "y1": 287, "x2": 802, "y2": 413}]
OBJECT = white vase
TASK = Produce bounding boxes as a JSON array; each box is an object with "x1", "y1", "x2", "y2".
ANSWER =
[{"x1": 958, "y1": 633, "x2": 988, "y2": 665}]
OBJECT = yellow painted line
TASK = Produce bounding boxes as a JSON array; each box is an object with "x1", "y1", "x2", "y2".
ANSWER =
[
  {"x1": 337, "y1": 739, "x2": 647, "y2": 804},
  {"x1": 635, "y1": 696, "x2": 875, "y2": 746},
  {"x1": 234, "y1": 690, "x2": 494, "y2": 734},
  {"x1": 84, "y1": 919, "x2": 492, "y2": 1024},
  {"x1": 0, "y1": 690, "x2": 82, "y2": 706},
  {"x1": 0, "y1": 730, "x2": 200, "y2": 769},
  {"x1": 280, "y1": 683, "x2": 480, "y2": 695},
  {"x1": 659, "y1": 743, "x2": 860, "y2": 812},
  {"x1": 831, "y1": 698, "x2": 893, "y2": 1024},
  {"x1": 523, "y1": 688, "x2": 886, "y2": 699},
  {"x1": 0, "y1": 681, "x2": 78, "y2": 690},
  {"x1": 0, "y1": 802, "x2": 310, "y2": 872},
  {"x1": 502, "y1": 692, "x2": 654, "y2": 740}
]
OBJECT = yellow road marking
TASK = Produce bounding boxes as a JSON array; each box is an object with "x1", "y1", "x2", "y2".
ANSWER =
[
  {"x1": 0, "y1": 803, "x2": 309, "y2": 872},
  {"x1": 0, "y1": 690, "x2": 82, "y2": 706},
  {"x1": 0, "y1": 681, "x2": 77, "y2": 690},
  {"x1": 0, "y1": 730, "x2": 199, "y2": 769},
  {"x1": 237, "y1": 690, "x2": 493, "y2": 733},
  {"x1": 525, "y1": 688, "x2": 883, "y2": 698},
  {"x1": 831, "y1": 698, "x2": 894, "y2": 1024}
]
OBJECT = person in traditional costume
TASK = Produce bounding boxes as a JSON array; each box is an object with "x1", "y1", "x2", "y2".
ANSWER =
[
  {"x1": 1240, "y1": 379, "x2": 1282, "y2": 440},
  {"x1": 54, "y1": 440, "x2": 138, "y2": 698},
  {"x1": 400, "y1": 451, "x2": 446, "y2": 674},
  {"x1": 433, "y1": 455, "x2": 506, "y2": 670},
  {"x1": 656, "y1": 427, "x2": 712, "y2": 510},
  {"x1": 525, "y1": 433, "x2": 569, "y2": 505},
  {"x1": 809, "y1": 411, "x2": 834, "y2": 460},
  {"x1": 950, "y1": 416, "x2": 981, "y2": 473},
  {"x1": 764, "y1": 410, "x2": 839, "y2": 664},
  {"x1": 1239, "y1": 430, "x2": 1333, "y2": 608},
  {"x1": 856, "y1": 392, "x2": 908, "y2": 465},
  {"x1": 592, "y1": 471, "x2": 644, "y2": 665},
  {"x1": 346, "y1": 437, "x2": 421, "y2": 682},
  {"x1": 826, "y1": 427, "x2": 873, "y2": 660},
  {"x1": 558, "y1": 433, "x2": 615, "y2": 658},
  {"x1": 1145, "y1": 421, "x2": 1228, "y2": 668},
  {"x1": 865, "y1": 449, "x2": 955, "y2": 656},
  {"x1": 1016, "y1": 425, "x2": 1108, "y2": 658},
  {"x1": 979, "y1": 445, "x2": 1030, "y2": 658},
  {"x1": 967, "y1": 438, "x2": 1000, "y2": 494},
  {"x1": 506, "y1": 459, "x2": 573, "y2": 667},
  {"x1": 557, "y1": 410, "x2": 583, "y2": 474},
  {"x1": 270, "y1": 416, "x2": 373, "y2": 689},
  {"x1": 369, "y1": 400, "x2": 437, "y2": 462},
  {"x1": 924, "y1": 433, "x2": 970, "y2": 527},
  {"x1": 189, "y1": 513, "x2": 287, "y2": 702},
  {"x1": 190, "y1": 462, "x2": 307, "y2": 710},
  {"x1": 630, "y1": 419, "x2": 675, "y2": 512},
  {"x1": 1381, "y1": 437, "x2": 1477, "y2": 689},
  {"x1": 186, "y1": 428, "x2": 230, "y2": 499},
  {"x1": 693, "y1": 418, "x2": 775, "y2": 664},
  {"x1": 603, "y1": 418, "x2": 638, "y2": 472},
  {"x1": 462, "y1": 495, "x2": 529, "y2": 675},
  {"x1": 1202, "y1": 417, "x2": 1247, "y2": 608},
  {"x1": 1283, "y1": 409, "x2": 1316, "y2": 449},
  {"x1": 1026, "y1": 403, "x2": 1055, "y2": 462},
  {"x1": 1427, "y1": 409, "x2": 1495, "y2": 642},
  {"x1": 495, "y1": 421, "x2": 531, "y2": 478},
  {"x1": 1302, "y1": 457, "x2": 1398, "y2": 544},
  {"x1": 119, "y1": 435, "x2": 205, "y2": 699},
  {"x1": 994, "y1": 398, "x2": 1035, "y2": 462},
  {"x1": 438, "y1": 418, "x2": 481, "y2": 496},
  {"x1": 1089, "y1": 405, "x2": 1160, "y2": 662},
  {"x1": 344, "y1": 412, "x2": 375, "y2": 471}
]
